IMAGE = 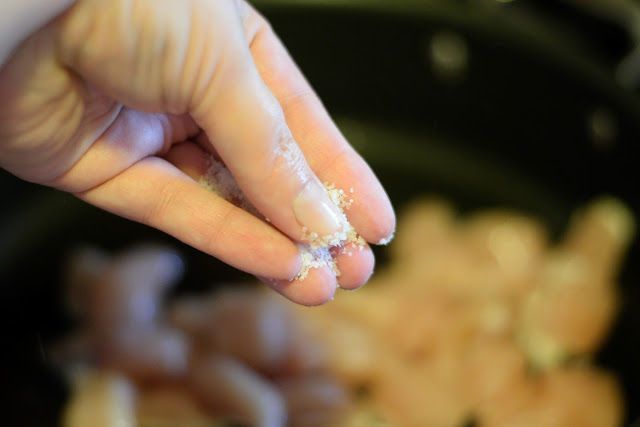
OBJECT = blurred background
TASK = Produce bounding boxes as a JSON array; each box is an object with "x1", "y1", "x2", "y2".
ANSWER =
[{"x1": 1, "y1": 0, "x2": 640, "y2": 425}]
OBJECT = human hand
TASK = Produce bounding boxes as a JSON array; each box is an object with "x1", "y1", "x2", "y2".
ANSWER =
[{"x1": 0, "y1": 0, "x2": 395, "y2": 305}]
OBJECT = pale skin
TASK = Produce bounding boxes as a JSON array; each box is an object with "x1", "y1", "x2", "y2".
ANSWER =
[{"x1": 0, "y1": 0, "x2": 395, "y2": 306}]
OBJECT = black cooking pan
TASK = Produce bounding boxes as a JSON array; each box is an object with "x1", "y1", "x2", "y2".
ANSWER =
[{"x1": 1, "y1": 0, "x2": 639, "y2": 424}]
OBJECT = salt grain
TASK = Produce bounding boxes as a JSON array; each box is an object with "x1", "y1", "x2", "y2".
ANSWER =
[{"x1": 376, "y1": 234, "x2": 395, "y2": 246}]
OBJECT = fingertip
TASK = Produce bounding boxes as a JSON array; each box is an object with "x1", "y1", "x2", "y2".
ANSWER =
[
  {"x1": 367, "y1": 204, "x2": 396, "y2": 246},
  {"x1": 357, "y1": 178, "x2": 396, "y2": 245},
  {"x1": 320, "y1": 152, "x2": 396, "y2": 246},
  {"x1": 334, "y1": 244, "x2": 375, "y2": 290},
  {"x1": 258, "y1": 266, "x2": 337, "y2": 307},
  {"x1": 347, "y1": 192, "x2": 395, "y2": 247}
]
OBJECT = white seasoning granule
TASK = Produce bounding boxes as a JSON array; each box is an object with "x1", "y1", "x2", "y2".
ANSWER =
[{"x1": 376, "y1": 233, "x2": 395, "y2": 246}]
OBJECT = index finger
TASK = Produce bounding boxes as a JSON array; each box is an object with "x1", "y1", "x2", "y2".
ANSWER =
[{"x1": 242, "y1": 2, "x2": 396, "y2": 245}]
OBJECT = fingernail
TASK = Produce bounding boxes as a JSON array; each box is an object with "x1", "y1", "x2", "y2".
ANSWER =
[{"x1": 293, "y1": 181, "x2": 346, "y2": 237}]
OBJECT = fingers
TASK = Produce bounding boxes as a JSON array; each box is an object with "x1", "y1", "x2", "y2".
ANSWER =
[
  {"x1": 257, "y1": 247, "x2": 373, "y2": 305},
  {"x1": 166, "y1": 140, "x2": 373, "y2": 302},
  {"x1": 189, "y1": 2, "x2": 351, "y2": 245},
  {"x1": 54, "y1": 0, "x2": 389, "y2": 298},
  {"x1": 76, "y1": 155, "x2": 301, "y2": 280},
  {"x1": 242, "y1": 3, "x2": 396, "y2": 244},
  {"x1": 258, "y1": 266, "x2": 338, "y2": 307},
  {"x1": 55, "y1": 0, "x2": 328, "y2": 245},
  {"x1": 258, "y1": 246, "x2": 374, "y2": 306},
  {"x1": 185, "y1": 3, "x2": 389, "y2": 294}
]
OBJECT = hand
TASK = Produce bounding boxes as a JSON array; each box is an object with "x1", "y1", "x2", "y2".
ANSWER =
[{"x1": 0, "y1": 0, "x2": 395, "y2": 305}]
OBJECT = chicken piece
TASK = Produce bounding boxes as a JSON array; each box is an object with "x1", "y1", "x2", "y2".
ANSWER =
[
  {"x1": 371, "y1": 358, "x2": 471, "y2": 427},
  {"x1": 136, "y1": 383, "x2": 213, "y2": 425},
  {"x1": 297, "y1": 304, "x2": 383, "y2": 387},
  {"x1": 561, "y1": 196, "x2": 635, "y2": 281},
  {"x1": 63, "y1": 244, "x2": 189, "y2": 380},
  {"x1": 62, "y1": 369, "x2": 137, "y2": 427},
  {"x1": 276, "y1": 375, "x2": 350, "y2": 427},
  {"x1": 188, "y1": 355, "x2": 287, "y2": 427},
  {"x1": 169, "y1": 288, "x2": 296, "y2": 375},
  {"x1": 96, "y1": 327, "x2": 189, "y2": 381},
  {"x1": 87, "y1": 244, "x2": 184, "y2": 335},
  {"x1": 460, "y1": 209, "x2": 549, "y2": 297},
  {"x1": 380, "y1": 289, "x2": 462, "y2": 359},
  {"x1": 476, "y1": 376, "x2": 538, "y2": 427},
  {"x1": 517, "y1": 251, "x2": 619, "y2": 369},
  {"x1": 482, "y1": 366, "x2": 624, "y2": 427},
  {"x1": 459, "y1": 335, "x2": 529, "y2": 412},
  {"x1": 64, "y1": 246, "x2": 110, "y2": 318},
  {"x1": 389, "y1": 197, "x2": 457, "y2": 262}
]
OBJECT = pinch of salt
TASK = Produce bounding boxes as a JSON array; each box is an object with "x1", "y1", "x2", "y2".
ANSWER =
[{"x1": 199, "y1": 159, "x2": 365, "y2": 281}]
